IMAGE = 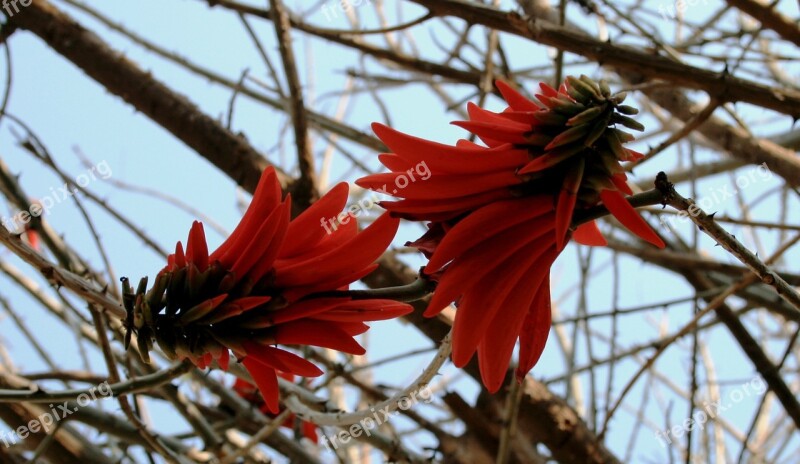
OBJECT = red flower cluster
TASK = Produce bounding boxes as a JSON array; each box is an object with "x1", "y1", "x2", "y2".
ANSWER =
[
  {"x1": 124, "y1": 167, "x2": 411, "y2": 412},
  {"x1": 357, "y1": 77, "x2": 665, "y2": 391}
]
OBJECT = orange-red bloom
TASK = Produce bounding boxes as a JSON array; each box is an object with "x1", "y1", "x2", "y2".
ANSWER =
[
  {"x1": 357, "y1": 77, "x2": 665, "y2": 392},
  {"x1": 125, "y1": 167, "x2": 412, "y2": 412}
]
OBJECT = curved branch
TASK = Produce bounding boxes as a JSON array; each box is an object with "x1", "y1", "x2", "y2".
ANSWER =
[
  {"x1": 283, "y1": 331, "x2": 451, "y2": 426},
  {"x1": 0, "y1": 361, "x2": 192, "y2": 403}
]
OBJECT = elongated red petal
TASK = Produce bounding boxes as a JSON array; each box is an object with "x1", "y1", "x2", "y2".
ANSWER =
[
  {"x1": 497, "y1": 110, "x2": 541, "y2": 126},
  {"x1": 626, "y1": 148, "x2": 644, "y2": 161},
  {"x1": 243, "y1": 342, "x2": 323, "y2": 377},
  {"x1": 518, "y1": 144, "x2": 583, "y2": 175},
  {"x1": 185, "y1": 221, "x2": 209, "y2": 272},
  {"x1": 477, "y1": 247, "x2": 556, "y2": 392},
  {"x1": 516, "y1": 277, "x2": 552, "y2": 381},
  {"x1": 466, "y1": 102, "x2": 531, "y2": 132},
  {"x1": 555, "y1": 157, "x2": 584, "y2": 250},
  {"x1": 242, "y1": 357, "x2": 280, "y2": 414},
  {"x1": 455, "y1": 139, "x2": 485, "y2": 149},
  {"x1": 174, "y1": 241, "x2": 186, "y2": 267},
  {"x1": 281, "y1": 263, "x2": 379, "y2": 302},
  {"x1": 210, "y1": 168, "x2": 282, "y2": 262},
  {"x1": 329, "y1": 321, "x2": 370, "y2": 336},
  {"x1": 227, "y1": 202, "x2": 288, "y2": 279},
  {"x1": 248, "y1": 205, "x2": 290, "y2": 282},
  {"x1": 280, "y1": 182, "x2": 349, "y2": 258},
  {"x1": 495, "y1": 80, "x2": 541, "y2": 112},
  {"x1": 356, "y1": 170, "x2": 520, "y2": 201},
  {"x1": 273, "y1": 319, "x2": 365, "y2": 354},
  {"x1": 451, "y1": 120, "x2": 529, "y2": 145},
  {"x1": 452, "y1": 237, "x2": 553, "y2": 367},
  {"x1": 379, "y1": 189, "x2": 513, "y2": 218},
  {"x1": 538, "y1": 82, "x2": 558, "y2": 98},
  {"x1": 277, "y1": 216, "x2": 358, "y2": 267},
  {"x1": 198, "y1": 296, "x2": 272, "y2": 324},
  {"x1": 371, "y1": 123, "x2": 527, "y2": 174},
  {"x1": 611, "y1": 173, "x2": 633, "y2": 195},
  {"x1": 275, "y1": 212, "x2": 399, "y2": 288},
  {"x1": 425, "y1": 197, "x2": 553, "y2": 273},
  {"x1": 311, "y1": 300, "x2": 412, "y2": 322},
  {"x1": 257, "y1": 298, "x2": 345, "y2": 327},
  {"x1": 599, "y1": 189, "x2": 665, "y2": 248},
  {"x1": 572, "y1": 220, "x2": 607, "y2": 246},
  {"x1": 425, "y1": 215, "x2": 554, "y2": 317},
  {"x1": 379, "y1": 153, "x2": 413, "y2": 172}
]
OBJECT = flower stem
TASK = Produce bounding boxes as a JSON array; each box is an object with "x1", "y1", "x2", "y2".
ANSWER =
[{"x1": 303, "y1": 271, "x2": 436, "y2": 303}]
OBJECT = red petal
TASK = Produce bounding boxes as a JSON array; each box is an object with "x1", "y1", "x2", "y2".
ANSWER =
[
  {"x1": 626, "y1": 148, "x2": 644, "y2": 161},
  {"x1": 555, "y1": 157, "x2": 584, "y2": 250},
  {"x1": 466, "y1": 102, "x2": 531, "y2": 132},
  {"x1": 250, "y1": 298, "x2": 345, "y2": 327},
  {"x1": 217, "y1": 349, "x2": 230, "y2": 371},
  {"x1": 330, "y1": 321, "x2": 370, "y2": 336},
  {"x1": 599, "y1": 189, "x2": 665, "y2": 248},
  {"x1": 273, "y1": 319, "x2": 365, "y2": 354},
  {"x1": 425, "y1": 197, "x2": 553, "y2": 273},
  {"x1": 451, "y1": 120, "x2": 528, "y2": 145},
  {"x1": 210, "y1": 168, "x2": 282, "y2": 262},
  {"x1": 368, "y1": 123, "x2": 530, "y2": 175},
  {"x1": 516, "y1": 277, "x2": 552, "y2": 381},
  {"x1": 202, "y1": 295, "x2": 273, "y2": 324},
  {"x1": 425, "y1": 214, "x2": 555, "y2": 317},
  {"x1": 303, "y1": 422, "x2": 319, "y2": 442},
  {"x1": 311, "y1": 300, "x2": 412, "y2": 322},
  {"x1": 281, "y1": 263, "x2": 379, "y2": 302},
  {"x1": 356, "y1": 170, "x2": 520, "y2": 201},
  {"x1": 451, "y1": 237, "x2": 553, "y2": 367},
  {"x1": 379, "y1": 189, "x2": 513, "y2": 219},
  {"x1": 186, "y1": 221, "x2": 209, "y2": 272},
  {"x1": 174, "y1": 241, "x2": 186, "y2": 267},
  {"x1": 497, "y1": 110, "x2": 541, "y2": 126},
  {"x1": 243, "y1": 342, "x2": 323, "y2": 377},
  {"x1": 572, "y1": 221, "x2": 607, "y2": 246},
  {"x1": 455, "y1": 139, "x2": 485, "y2": 149},
  {"x1": 518, "y1": 144, "x2": 583, "y2": 175},
  {"x1": 379, "y1": 153, "x2": 413, "y2": 172},
  {"x1": 477, "y1": 247, "x2": 557, "y2": 392},
  {"x1": 538, "y1": 82, "x2": 558, "y2": 98},
  {"x1": 611, "y1": 173, "x2": 633, "y2": 195},
  {"x1": 196, "y1": 353, "x2": 212, "y2": 369},
  {"x1": 275, "y1": 212, "x2": 399, "y2": 288},
  {"x1": 228, "y1": 202, "x2": 288, "y2": 280},
  {"x1": 280, "y1": 182, "x2": 349, "y2": 259},
  {"x1": 495, "y1": 80, "x2": 541, "y2": 112},
  {"x1": 242, "y1": 357, "x2": 280, "y2": 414},
  {"x1": 248, "y1": 205, "x2": 291, "y2": 282}
]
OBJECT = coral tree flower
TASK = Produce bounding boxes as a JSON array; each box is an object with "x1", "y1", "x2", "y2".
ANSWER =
[
  {"x1": 356, "y1": 76, "x2": 665, "y2": 392},
  {"x1": 124, "y1": 167, "x2": 412, "y2": 413}
]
